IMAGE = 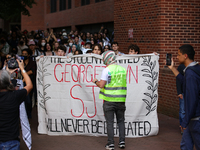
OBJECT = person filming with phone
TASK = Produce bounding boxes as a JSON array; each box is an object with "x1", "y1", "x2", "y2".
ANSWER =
[
  {"x1": 0, "y1": 58, "x2": 33, "y2": 149},
  {"x1": 166, "y1": 44, "x2": 200, "y2": 150}
]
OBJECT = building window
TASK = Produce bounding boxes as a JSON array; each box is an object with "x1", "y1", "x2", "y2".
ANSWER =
[
  {"x1": 81, "y1": 0, "x2": 90, "y2": 6},
  {"x1": 51, "y1": 0, "x2": 57, "y2": 13},
  {"x1": 60, "y1": 0, "x2": 66, "y2": 11},
  {"x1": 95, "y1": 0, "x2": 105, "y2": 2},
  {"x1": 68, "y1": 0, "x2": 71, "y2": 9}
]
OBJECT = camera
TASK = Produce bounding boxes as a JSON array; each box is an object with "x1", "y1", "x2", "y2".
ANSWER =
[{"x1": 7, "y1": 58, "x2": 19, "y2": 69}]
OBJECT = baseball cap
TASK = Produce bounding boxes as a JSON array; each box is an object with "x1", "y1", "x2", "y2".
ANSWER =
[
  {"x1": 62, "y1": 32, "x2": 67, "y2": 36},
  {"x1": 28, "y1": 39, "x2": 35, "y2": 45}
]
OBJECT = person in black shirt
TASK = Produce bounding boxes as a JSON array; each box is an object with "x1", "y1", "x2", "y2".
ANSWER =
[
  {"x1": 0, "y1": 59, "x2": 33, "y2": 149},
  {"x1": 22, "y1": 48, "x2": 36, "y2": 118}
]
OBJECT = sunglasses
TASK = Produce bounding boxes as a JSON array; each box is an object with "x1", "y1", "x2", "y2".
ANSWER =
[{"x1": 6, "y1": 56, "x2": 12, "y2": 59}]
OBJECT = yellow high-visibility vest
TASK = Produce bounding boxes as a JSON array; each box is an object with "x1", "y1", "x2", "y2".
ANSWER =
[{"x1": 99, "y1": 64, "x2": 127, "y2": 102}]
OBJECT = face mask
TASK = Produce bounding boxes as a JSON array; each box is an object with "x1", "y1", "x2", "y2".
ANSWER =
[
  {"x1": 41, "y1": 43, "x2": 45, "y2": 47},
  {"x1": 23, "y1": 56, "x2": 28, "y2": 60},
  {"x1": 19, "y1": 41, "x2": 24, "y2": 46},
  {"x1": 69, "y1": 43, "x2": 73, "y2": 47}
]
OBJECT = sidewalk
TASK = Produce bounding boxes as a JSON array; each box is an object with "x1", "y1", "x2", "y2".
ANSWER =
[{"x1": 20, "y1": 107, "x2": 182, "y2": 150}]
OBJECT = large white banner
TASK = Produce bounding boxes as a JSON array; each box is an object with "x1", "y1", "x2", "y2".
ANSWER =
[{"x1": 37, "y1": 54, "x2": 159, "y2": 138}]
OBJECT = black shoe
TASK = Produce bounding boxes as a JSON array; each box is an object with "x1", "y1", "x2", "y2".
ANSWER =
[
  {"x1": 118, "y1": 141, "x2": 125, "y2": 149},
  {"x1": 105, "y1": 143, "x2": 114, "y2": 150}
]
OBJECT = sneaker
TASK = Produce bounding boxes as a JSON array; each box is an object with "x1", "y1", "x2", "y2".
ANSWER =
[
  {"x1": 105, "y1": 143, "x2": 114, "y2": 150},
  {"x1": 118, "y1": 141, "x2": 125, "y2": 149}
]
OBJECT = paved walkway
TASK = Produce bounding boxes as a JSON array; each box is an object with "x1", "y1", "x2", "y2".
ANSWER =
[{"x1": 20, "y1": 107, "x2": 182, "y2": 150}]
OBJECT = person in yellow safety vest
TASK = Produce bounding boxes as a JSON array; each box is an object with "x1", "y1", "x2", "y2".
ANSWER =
[{"x1": 93, "y1": 50, "x2": 127, "y2": 150}]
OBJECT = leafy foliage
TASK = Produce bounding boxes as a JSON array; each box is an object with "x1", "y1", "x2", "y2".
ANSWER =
[
  {"x1": 0, "y1": 0, "x2": 36, "y2": 21},
  {"x1": 141, "y1": 56, "x2": 158, "y2": 116},
  {"x1": 38, "y1": 57, "x2": 51, "y2": 114}
]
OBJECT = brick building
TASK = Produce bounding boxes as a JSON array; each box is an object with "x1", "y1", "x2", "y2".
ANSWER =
[
  {"x1": 21, "y1": 0, "x2": 200, "y2": 118},
  {"x1": 21, "y1": 0, "x2": 114, "y2": 33}
]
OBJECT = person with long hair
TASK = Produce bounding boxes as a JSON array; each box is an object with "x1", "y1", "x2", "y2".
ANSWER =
[
  {"x1": 38, "y1": 38, "x2": 47, "y2": 54},
  {"x1": 92, "y1": 43, "x2": 103, "y2": 55},
  {"x1": 43, "y1": 43, "x2": 55, "y2": 56}
]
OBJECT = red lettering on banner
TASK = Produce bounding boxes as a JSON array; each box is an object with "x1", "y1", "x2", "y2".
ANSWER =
[
  {"x1": 71, "y1": 64, "x2": 79, "y2": 82},
  {"x1": 86, "y1": 65, "x2": 93, "y2": 83},
  {"x1": 127, "y1": 65, "x2": 138, "y2": 84},
  {"x1": 85, "y1": 85, "x2": 98, "y2": 118},
  {"x1": 79, "y1": 65, "x2": 86, "y2": 82},
  {"x1": 64, "y1": 64, "x2": 71, "y2": 82},
  {"x1": 54, "y1": 64, "x2": 105, "y2": 83},
  {"x1": 54, "y1": 64, "x2": 64, "y2": 82},
  {"x1": 70, "y1": 84, "x2": 84, "y2": 118},
  {"x1": 94, "y1": 66, "x2": 101, "y2": 79}
]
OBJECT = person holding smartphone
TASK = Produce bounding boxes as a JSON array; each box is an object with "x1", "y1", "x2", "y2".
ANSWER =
[
  {"x1": 167, "y1": 44, "x2": 200, "y2": 150},
  {"x1": 0, "y1": 59, "x2": 33, "y2": 149}
]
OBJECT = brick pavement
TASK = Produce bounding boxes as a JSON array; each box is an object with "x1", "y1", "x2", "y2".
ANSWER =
[{"x1": 20, "y1": 107, "x2": 182, "y2": 150}]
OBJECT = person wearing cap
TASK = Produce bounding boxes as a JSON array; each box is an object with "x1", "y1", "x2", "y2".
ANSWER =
[
  {"x1": 28, "y1": 39, "x2": 41, "y2": 61},
  {"x1": 93, "y1": 51, "x2": 127, "y2": 150},
  {"x1": 62, "y1": 29, "x2": 68, "y2": 39}
]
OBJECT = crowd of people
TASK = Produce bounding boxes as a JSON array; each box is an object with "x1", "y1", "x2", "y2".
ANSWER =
[
  {"x1": 0, "y1": 26, "x2": 116, "y2": 65},
  {"x1": 0, "y1": 26, "x2": 141, "y2": 61}
]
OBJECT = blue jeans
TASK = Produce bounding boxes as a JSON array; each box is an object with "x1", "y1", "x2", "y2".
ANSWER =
[
  {"x1": 179, "y1": 96, "x2": 185, "y2": 125},
  {"x1": 103, "y1": 101, "x2": 126, "y2": 145},
  {"x1": 0, "y1": 140, "x2": 20, "y2": 150},
  {"x1": 180, "y1": 118, "x2": 200, "y2": 150}
]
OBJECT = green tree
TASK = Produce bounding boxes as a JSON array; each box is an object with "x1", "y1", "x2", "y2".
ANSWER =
[{"x1": 0, "y1": 0, "x2": 36, "y2": 21}]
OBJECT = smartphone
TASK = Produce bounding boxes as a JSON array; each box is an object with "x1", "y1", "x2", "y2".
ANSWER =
[
  {"x1": 19, "y1": 56, "x2": 24, "y2": 60},
  {"x1": 166, "y1": 53, "x2": 172, "y2": 66},
  {"x1": 15, "y1": 54, "x2": 24, "y2": 61}
]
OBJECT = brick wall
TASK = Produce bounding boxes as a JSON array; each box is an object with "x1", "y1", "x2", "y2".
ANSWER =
[
  {"x1": 21, "y1": 0, "x2": 114, "y2": 31},
  {"x1": 114, "y1": 0, "x2": 200, "y2": 118},
  {"x1": 21, "y1": 0, "x2": 45, "y2": 31}
]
